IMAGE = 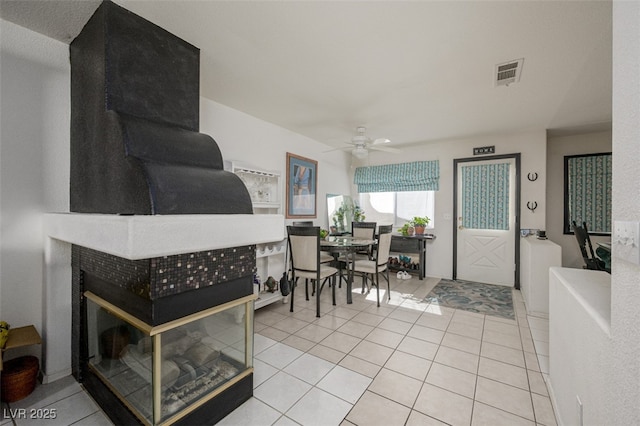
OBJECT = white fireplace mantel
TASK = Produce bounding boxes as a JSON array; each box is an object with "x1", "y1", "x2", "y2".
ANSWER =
[{"x1": 44, "y1": 212, "x2": 285, "y2": 259}]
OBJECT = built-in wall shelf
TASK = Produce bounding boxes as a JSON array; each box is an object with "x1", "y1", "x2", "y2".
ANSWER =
[
  {"x1": 256, "y1": 240, "x2": 286, "y2": 259},
  {"x1": 254, "y1": 291, "x2": 285, "y2": 310},
  {"x1": 254, "y1": 239, "x2": 287, "y2": 309},
  {"x1": 226, "y1": 161, "x2": 286, "y2": 309},
  {"x1": 225, "y1": 161, "x2": 282, "y2": 214}
]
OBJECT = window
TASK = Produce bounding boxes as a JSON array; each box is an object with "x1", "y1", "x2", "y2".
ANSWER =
[
  {"x1": 564, "y1": 152, "x2": 612, "y2": 235},
  {"x1": 358, "y1": 191, "x2": 435, "y2": 228}
]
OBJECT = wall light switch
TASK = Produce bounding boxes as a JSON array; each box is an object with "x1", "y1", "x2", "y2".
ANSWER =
[
  {"x1": 613, "y1": 221, "x2": 640, "y2": 265},
  {"x1": 443, "y1": 213, "x2": 452, "y2": 221}
]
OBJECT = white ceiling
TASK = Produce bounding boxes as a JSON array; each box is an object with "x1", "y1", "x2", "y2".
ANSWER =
[{"x1": 0, "y1": 0, "x2": 612, "y2": 149}]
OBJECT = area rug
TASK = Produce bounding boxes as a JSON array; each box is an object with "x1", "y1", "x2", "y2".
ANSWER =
[{"x1": 425, "y1": 279, "x2": 515, "y2": 319}]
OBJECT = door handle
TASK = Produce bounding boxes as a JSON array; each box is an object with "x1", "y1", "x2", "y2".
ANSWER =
[{"x1": 459, "y1": 225, "x2": 465, "y2": 230}]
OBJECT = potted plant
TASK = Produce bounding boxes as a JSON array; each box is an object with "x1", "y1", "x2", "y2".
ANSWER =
[
  {"x1": 333, "y1": 204, "x2": 347, "y2": 232},
  {"x1": 353, "y1": 205, "x2": 366, "y2": 222},
  {"x1": 398, "y1": 223, "x2": 415, "y2": 236},
  {"x1": 411, "y1": 216, "x2": 430, "y2": 235},
  {"x1": 320, "y1": 229, "x2": 329, "y2": 239}
]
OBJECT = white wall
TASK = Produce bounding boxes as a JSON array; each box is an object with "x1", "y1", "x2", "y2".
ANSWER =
[
  {"x1": 356, "y1": 130, "x2": 548, "y2": 280},
  {"x1": 546, "y1": 131, "x2": 612, "y2": 268},
  {"x1": 199, "y1": 99, "x2": 352, "y2": 228},
  {"x1": 611, "y1": 2, "x2": 640, "y2": 424},
  {"x1": 0, "y1": 20, "x2": 70, "y2": 363}
]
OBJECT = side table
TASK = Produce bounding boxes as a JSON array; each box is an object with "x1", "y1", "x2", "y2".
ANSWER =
[{"x1": 1, "y1": 325, "x2": 42, "y2": 371}]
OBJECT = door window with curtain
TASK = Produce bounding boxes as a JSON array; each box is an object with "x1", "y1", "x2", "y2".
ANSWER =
[
  {"x1": 564, "y1": 152, "x2": 612, "y2": 235},
  {"x1": 461, "y1": 162, "x2": 510, "y2": 230}
]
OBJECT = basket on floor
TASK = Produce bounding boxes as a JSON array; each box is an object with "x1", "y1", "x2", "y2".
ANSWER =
[{"x1": 1, "y1": 355, "x2": 39, "y2": 402}]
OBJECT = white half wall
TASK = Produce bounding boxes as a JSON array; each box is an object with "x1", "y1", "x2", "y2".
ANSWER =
[{"x1": 548, "y1": 267, "x2": 612, "y2": 426}]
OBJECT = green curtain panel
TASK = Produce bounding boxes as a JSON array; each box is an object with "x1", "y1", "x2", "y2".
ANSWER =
[
  {"x1": 354, "y1": 161, "x2": 439, "y2": 193},
  {"x1": 461, "y1": 163, "x2": 510, "y2": 230},
  {"x1": 567, "y1": 154, "x2": 612, "y2": 233}
]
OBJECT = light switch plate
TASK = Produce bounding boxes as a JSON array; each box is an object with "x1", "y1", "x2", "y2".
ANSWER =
[{"x1": 613, "y1": 221, "x2": 640, "y2": 265}]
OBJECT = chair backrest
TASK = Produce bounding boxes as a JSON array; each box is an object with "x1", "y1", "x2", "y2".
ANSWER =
[
  {"x1": 293, "y1": 221, "x2": 314, "y2": 227},
  {"x1": 352, "y1": 221, "x2": 377, "y2": 240},
  {"x1": 353, "y1": 222, "x2": 376, "y2": 257},
  {"x1": 572, "y1": 221, "x2": 603, "y2": 270},
  {"x1": 375, "y1": 225, "x2": 394, "y2": 266},
  {"x1": 287, "y1": 225, "x2": 320, "y2": 273}
]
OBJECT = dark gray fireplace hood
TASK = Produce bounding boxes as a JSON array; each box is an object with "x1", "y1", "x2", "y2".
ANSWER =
[{"x1": 70, "y1": 0, "x2": 252, "y2": 215}]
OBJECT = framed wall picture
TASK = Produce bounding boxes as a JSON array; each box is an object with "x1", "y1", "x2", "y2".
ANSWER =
[{"x1": 286, "y1": 152, "x2": 317, "y2": 218}]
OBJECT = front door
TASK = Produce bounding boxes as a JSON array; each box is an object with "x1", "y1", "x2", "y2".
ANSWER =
[{"x1": 454, "y1": 156, "x2": 518, "y2": 286}]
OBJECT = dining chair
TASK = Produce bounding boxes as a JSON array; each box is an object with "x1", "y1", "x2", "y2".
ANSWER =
[
  {"x1": 291, "y1": 221, "x2": 333, "y2": 264},
  {"x1": 351, "y1": 221, "x2": 377, "y2": 260},
  {"x1": 292, "y1": 221, "x2": 314, "y2": 226},
  {"x1": 287, "y1": 226, "x2": 339, "y2": 317},
  {"x1": 351, "y1": 224, "x2": 393, "y2": 307},
  {"x1": 572, "y1": 221, "x2": 609, "y2": 272}
]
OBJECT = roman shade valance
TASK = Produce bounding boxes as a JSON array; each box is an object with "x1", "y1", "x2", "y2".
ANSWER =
[{"x1": 354, "y1": 161, "x2": 439, "y2": 193}]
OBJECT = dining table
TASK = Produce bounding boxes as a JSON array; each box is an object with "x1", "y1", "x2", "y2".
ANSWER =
[{"x1": 321, "y1": 235, "x2": 375, "y2": 304}]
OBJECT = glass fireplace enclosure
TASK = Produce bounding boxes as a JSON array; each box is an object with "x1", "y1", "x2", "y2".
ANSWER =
[{"x1": 85, "y1": 292, "x2": 254, "y2": 426}]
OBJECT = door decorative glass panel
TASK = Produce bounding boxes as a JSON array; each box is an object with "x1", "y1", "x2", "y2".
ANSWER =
[{"x1": 461, "y1": 163, "x2": 510, "y2": 230}]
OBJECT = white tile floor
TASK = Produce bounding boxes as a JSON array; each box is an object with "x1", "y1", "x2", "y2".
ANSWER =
[{"x1": 1, "y1": 275, "x2": 556, "y2": 425}]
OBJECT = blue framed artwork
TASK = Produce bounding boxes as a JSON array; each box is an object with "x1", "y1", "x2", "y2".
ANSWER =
[{"x1": 286, "y1": 152, "x2": 317, "y2": 218}]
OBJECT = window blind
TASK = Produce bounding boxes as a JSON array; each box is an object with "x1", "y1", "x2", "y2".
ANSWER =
[
  {"x1": 567, "y1": 154, "x2": 612, "y2": 233},
  {"x1": 354, "y1": 161, "x2": 439, "y2": 193}
]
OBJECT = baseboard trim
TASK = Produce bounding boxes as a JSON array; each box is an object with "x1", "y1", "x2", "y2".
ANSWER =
[{"x1": 40, "y1": 368, "x2": 73, "y2": 384}]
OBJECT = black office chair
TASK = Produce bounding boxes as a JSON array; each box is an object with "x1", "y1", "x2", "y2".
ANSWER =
[{"x1": 572, "y1": 221, "x2": 608, "y2": 272}]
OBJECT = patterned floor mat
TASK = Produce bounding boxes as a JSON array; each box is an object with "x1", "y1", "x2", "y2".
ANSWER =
[{"x1": 425, "y1": 279, "x2": 515, "y2": 319}]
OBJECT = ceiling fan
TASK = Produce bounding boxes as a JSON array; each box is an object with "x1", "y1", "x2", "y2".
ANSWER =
[{"x1": 327, "y1": 127, "x2": 401, "y2": 159}]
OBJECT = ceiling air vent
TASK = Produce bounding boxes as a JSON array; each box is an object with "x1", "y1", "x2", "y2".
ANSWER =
[{"x1": 495, "y1": 58, "x2": 524, "y2": 87}]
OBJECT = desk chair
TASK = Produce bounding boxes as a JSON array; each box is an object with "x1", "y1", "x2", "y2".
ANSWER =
[
  {"x1": 572, "y1": 221, "x2": 608, "y2": 272},
  {"x1": 351, "y1": 225, "x2": 393, "y2": 307},
  {"x1": 287, "y1": 226, "x2": 338, "y2": 317}
]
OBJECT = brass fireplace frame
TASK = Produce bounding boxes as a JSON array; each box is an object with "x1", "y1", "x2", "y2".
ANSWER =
[{"x1": 85, "y1": 291, "x2": 256, "y2": 426}]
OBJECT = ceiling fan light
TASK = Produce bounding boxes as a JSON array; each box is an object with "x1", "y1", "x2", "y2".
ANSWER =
[{"x1": 352, "y1": 146, "x2": 368, "y2": 159}]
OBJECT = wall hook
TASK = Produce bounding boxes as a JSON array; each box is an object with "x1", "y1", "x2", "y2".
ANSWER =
[
  {"x1": 527, "y1": 172, "x2": 538, "y2": 182},
  {"x1": 527, "y1": 201, "x2": 538, "y2": 212}
]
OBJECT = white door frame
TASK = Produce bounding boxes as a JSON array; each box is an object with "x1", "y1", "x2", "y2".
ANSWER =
[{"x1": 452, "y1": 153, "x2": 521, "y2": 289}]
